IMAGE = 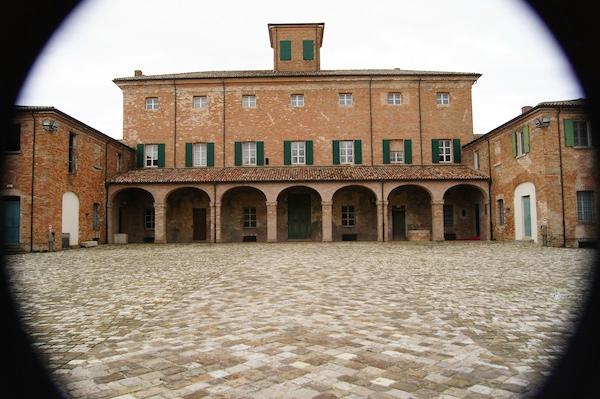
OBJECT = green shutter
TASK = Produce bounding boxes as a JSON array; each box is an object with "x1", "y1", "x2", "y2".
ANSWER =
[
  {"x1": 404, "y1": 139, "x2": 412, "y2": 164},
  {"x1": 512, "y1": 131, "x2": 517, "y2": 157},
  {"x1": 305, "y1": 140, "x2": 313, "y2": 165},
  {"x1": 283, "y1": 141, "x2": 291, "y2": 165},
  {"x1": 280, "y1": 40, "x2": 291, "y2": 61},
  {"x1": 136, "y1": 144, "x2": 144, "y2": 168},
  {"x1": 256, "y1": 141, "x2": 264, "y2": 166},
  {"x1": 207, "y1": 143, "x2": 215, "y2": 167},
  {"x1": 523, "y1": 126, "x2": 530, "y2": 153},
  {"x1": 332, "y1": 140, "x2": 340, "y2": 165},
  {"x1": 431, "y1": 139, "x2": 440, "y2": 163},
  {"x1": 157, "y1": 143, "x2": 165, "y2": 168},
  {"x1": 234, "y1": 142, "x2": 242, "y2": 166},
  {"x1": 303, "y1": 40, "x2": 314, "y2": 60},
  {"x1": 185, "y1": 143, "x2": 193, "y2": 167},
  {"x1": 354, "y1": 140, "x2": 362, "y2": 164},
  {"x1": 564, "y1": 119, "x2": 574, "y2": 147},
  {"x1": 382, "y1": 140, "x2": 390, "y2": 164},
  {"x1": 452, "y1": 139, "x2": 461, "y2": 163}
]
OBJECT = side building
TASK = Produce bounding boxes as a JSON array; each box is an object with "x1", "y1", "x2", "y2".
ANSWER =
[
  {"x1": 1, "y1": 106, "x2": 135, "y2": 252},
  {"x1": 463, "y1": 99, "x2": 597, "y2": 247},
  {"x1": 108, "y1": 22, "x2": 490, "y2": 244}
]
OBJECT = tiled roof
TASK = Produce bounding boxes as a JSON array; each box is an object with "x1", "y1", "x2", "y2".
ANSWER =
[
  {"x1": 114, "y1": 69, "x2": 481, "y2": 82},
  {"x1": 109, "y1": 165, "x2": 489, "y2": 184}
]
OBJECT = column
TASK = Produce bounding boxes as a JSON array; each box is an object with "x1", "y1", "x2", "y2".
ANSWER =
[
  {"x1": 210, "y1": 203, "x2": 216, "y2": 243},
  {"x1": 322, "y1": 200, "x2": 333, "y2": 242},
  {"x1": 106, "y1": 203, "x2": 113, "y2": 244},
  {"x1": 482, "y1": 201, "x2": 490, "y2": 241},
  {"x1": 376, "y1": 200, "x2": 385, "y2": 242},
  {"x1": 266, "y1": 201, "x2": 278, "y2": 242},
  {"x1": 431, "y1": 200, "x2": 445, "y2": 241},
  {"x1": 215, "y1": 202, "x2": 222, "y2": 243},
  {"x1": 154, "y1": 202, "x2": 166, "y2": 244}
]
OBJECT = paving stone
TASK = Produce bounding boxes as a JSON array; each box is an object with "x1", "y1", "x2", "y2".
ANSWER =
[{"x1": 4, "y1": 242, "x2": 591, "y2": 398}]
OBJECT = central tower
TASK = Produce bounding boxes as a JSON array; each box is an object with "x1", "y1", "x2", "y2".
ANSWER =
[{"x1": 268, "y1": 23, "x2": 324, "y2": 72}]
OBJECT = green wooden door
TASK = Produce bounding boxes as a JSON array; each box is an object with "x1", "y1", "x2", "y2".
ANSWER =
[
  {"x1": 522, "y1": 196, "x2": 532, "y2": 237},
  {"x1": 392, "y1": 206, "x2": 406, "y2": 240},
  {"x1": 2, "y1": 197, "x2": 20, "y2": 245},
  {"x1": 288, "y1": 194, "x2": 311, "y2": 239}
]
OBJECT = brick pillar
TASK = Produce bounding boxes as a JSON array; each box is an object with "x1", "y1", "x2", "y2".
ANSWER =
[
  {"x1": 266, "y1": 201, "x2": 278, "y2": 242},
  {"x1": 215, "y1": 202, "x2": 222, "y2": 243},
  {"x1": 482, "y1": 201, "x2": 490, "y2": 241},
  {"x1": 106, "y1": 203, "x2": 114, "y2": 244},
  {"x1": 210, "y1": 203, "x2": 216, "y2": 243},
  {"x1": 431, "y1": 200, "x2": 445, "y2": 241},
  {"x1": 383, "y1": 201, "x2": 390, "y2": 242},
  {"x1": 377, "y1": 200, "x2": 385, "y2": 242},
  {"x1": 322, "y1": 200, "x2": 333, "y2": 242},
  {"x1": 154, "y1": 202, "x2": 166, "y2": 244}
]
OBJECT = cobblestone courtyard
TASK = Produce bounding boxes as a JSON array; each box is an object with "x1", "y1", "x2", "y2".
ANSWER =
[{"x1": 6, "y1": 242, "x2": 594, "y2": 399}]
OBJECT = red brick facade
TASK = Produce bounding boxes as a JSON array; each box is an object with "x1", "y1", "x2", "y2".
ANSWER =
[{"x1": 2, "y1": 107, "x2": 134, "y2": 251}]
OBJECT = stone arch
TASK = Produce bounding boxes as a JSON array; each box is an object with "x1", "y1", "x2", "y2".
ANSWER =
[
  {"x1": 387, "y1": 184, "x2": 433, "y2": 241},
  {"x1": 276, "y1": 185, "x2": 323, "y2": 241},
  {"x1": 166, "y1": 187, "x2": 212, "y2": 243},
  {"x1": 442, "y1": 184, "x2": 489, "y2": 240},
  {"x1": 110, "y1": 187, "x2": 155, "y2": 243},
  {"x1": 331, "y1": 185, "x2": 378, "y2": 241},
  {"x1": 220, "y1": 186, "x2": 268, "y2": 242},
  {"x1": 61, "y1": 191, "x2": 79, "y2": 247},
  {"x1": 513, "y1": 182, "x2": 538, "y2": 242},
  {"x1": 218, "y1": 184, "x2": 268, "y2": 204}
]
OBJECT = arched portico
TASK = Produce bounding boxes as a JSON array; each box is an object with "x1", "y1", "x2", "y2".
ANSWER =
[
  {"x1": 276, "y1": 186, "x2": 322, "y2": 241},
  {"x1": 442, "y1": 184, "x2": 490, "y2": 240},
  {"x1": 331, "y1": 185, "x2": 378, "y2": 241},
  {"x1": 109, "y1": 187, "x2": 155, "y2": 243},
  {"x1": 387, "y1": 185, "x2": 432, "y2": 241},
  {"x1": 166, "y1": 187, "x2": 211, "y2": 243},
  {"x1": 220, "y1": 186, "x2": 268, "y2": 242}
]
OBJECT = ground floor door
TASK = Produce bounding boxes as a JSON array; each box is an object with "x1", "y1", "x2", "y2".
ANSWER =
[
  {"x1": 193, "y1": 208, "x2": 207, "y2": 241},
  {"x1": 288, "y1": 194, "x2": 311, "y2": 239},
  {"x1": 474, "y1": 203, "x2": 481, "y2": 237},
  {"x1": 522, "y1": 195, "x2": 532, "y2": 237},
  {"x1": 392, "y1": 206, "x2": 406, "y2": 240},
  {"x1": 2, "y1": 197, "x2": 20, "y2": 245}
]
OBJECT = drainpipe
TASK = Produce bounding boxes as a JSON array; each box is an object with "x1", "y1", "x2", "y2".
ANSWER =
[
  {"x1": 418, "y1": 79, "x2": 424, "y2": 166},
  {"x1": 557, "y1": 108, "x2": 567, "y2": 247},
  {"x1": 222, "y1": 79, "x2": 226, "y2": 167},
  {"x1": 173, "y1": 80, "x2": 177, "y2": 167},
  {"x1": 369, "y1": 78, "x2": 374, "y2": 165},
  {"x1": 104, "y1": 140, "x2": 108, "y2": 244},
  {"x1": 30, "y1": 111, "x2": 36, "y2": 252},
  {"x1": 213, "y1": 182, "x2": 217, "y2": 243},
  {"x1": 380, "y1": 179, "x2": 385, "y2": 241},
  {"x1": 487, "y1": 138, "x2": 493, "y2": 240}
]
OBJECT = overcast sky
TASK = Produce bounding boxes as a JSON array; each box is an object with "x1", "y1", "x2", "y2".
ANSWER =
[{"x1": 17, "y1": 0, "x2": 583, "y2": 139}]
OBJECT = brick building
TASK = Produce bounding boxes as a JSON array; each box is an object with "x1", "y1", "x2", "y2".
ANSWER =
[
  {"x1": 1, "y1": 106, "x2": 134, "y2": 252},
  {"x1": 108, "y1": 22, "x2": 490, "y2": 244},
  {"x1": 463, "y1": 99, "x2": 597, "y2": 247}
]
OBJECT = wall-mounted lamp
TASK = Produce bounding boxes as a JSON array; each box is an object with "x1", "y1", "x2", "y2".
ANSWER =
[
  {"x1": 534, "y1": 117, "x2": 551, "y2": 128},
  {"x1": 42, "y1": 119, "x2": 59, "y2": 132}
]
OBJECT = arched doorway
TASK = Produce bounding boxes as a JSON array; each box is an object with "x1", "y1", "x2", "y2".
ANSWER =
[
  {"x1": 166, "y1": 187, "x2": 211, "y2": 243},
  {"x1": 513, "y1": 182, "x2": 537, "y2": 242},
  {"x1": 220, "y1": 186, "x2": 267, "y2": 242},
  {"x1": 443, "y1": 184, "x2": 487, "y2": 240},
  {"x1": 387, "y1": 185, "x2": 432, "y2": 241},
  {"x1": 111, "y1": 188, "x2": 155, "y2": 243},
  {"x1": 276, "y1": 186, "x2": 322, "y2": 241},
  {"x1": 61, "y1": 191, "x2": 79, "y2": 247},
  {"x1": 331, "y1": 185, "x2": 377, "y2": 241}
]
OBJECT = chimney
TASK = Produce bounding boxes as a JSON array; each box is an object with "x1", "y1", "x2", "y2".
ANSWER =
[
  {"x1": 134, "y1": 70, "x2": 143, "y2": 77},
  {"x1": 521, "y1": 106, "x2": 533, "y2": 114}
]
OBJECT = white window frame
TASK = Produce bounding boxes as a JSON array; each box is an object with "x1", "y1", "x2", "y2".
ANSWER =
[
  {"x1": 242, "y1": 95, "x2": 256, "y2": 108},
  {"x1": 439, "y1": 139, "x2": 452, "y2": 163},
  {"x1": 193, "y1": 96, "x2": 208, "y2": 109},
  {"x1": 577, "y1": 191, "x2": 595, "y2": 223},
  {"x1": 573, "y1": 121, "x2": 591, "y2": 148},
  {"x1": 144, "y1": 208, "x2": 155, "y2": 230},
  {"x1": 291, "y1": 141, "x2": 306, "y2": 165},
  {"x1": 243, "y1": 207, "x2": 257, "y2": 228},
  {"x1": 145, "y1": 97, "x2": 159, "y2": 110},
  {"x1": 193, "y1": 143, "x2": 207, "y2": 167},
  {"x1": 242, "y1": 142, "x2": 257, "y2": 166},
  {"x1": 436, "y1": 92, "x2": 450, "y2": 105},
  {"x1": 341, "y1": 205, "x2": 355, "y2": 227},
  {"x1": 390, "y1": 150, "x2": 404, "y2": 164},
  {"x1": 291, "y1": 94, "x2": 305, "y2": 108},
  {"x1": 516, "y1": 130, "x2": 526, "y2": 156},
  {"x1": 474, "y1": 150, "x2": 480, "y2": 170},
  {"x1": 145, "y1": 144, "x2": 159, "y2": 168},
  {"x1": 339, "y1": 140, "x2": 354, "y2": 164},
  {"x1": 339, "y1": 93, "x2": 353, "y2": 106},
  {"x1": 387, "y1": 92, "x2": 402, "y2": 105}
]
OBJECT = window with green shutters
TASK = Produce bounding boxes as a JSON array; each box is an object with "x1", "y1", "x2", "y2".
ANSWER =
[
  {"x1": 303, "y1": 40, "x2": 314, "y2": 60},
  {"x1": 565, "y1": 119, "x2": 591, "y2": 147},
  {"x1": 138, "y1": 143, "x2": 165, "y2": 168},
  {"x1": 280, "y1": 40, "x2": 292, "y2": 61},
  {"x1": 185, "y1": 142, "x2": 214, "y2": 167},
  {"x1": 284, "y1": 141, "x2": 313, "y2": 165},
  {"x1": 333, "y1": 140, "x2": 361, "y2": 165},
  {"x1": 383, "y1": 139, "x2": 412, "y2": 164},
  {"x1": 136, "y1": 144, "x2": 144, "y2": 168},
  {"x1": 452, "y1": 139, "x2": 461, "y2": 163},
  {"x1": 512, "y1": 126, "x2": 530, "y2": 157},
  {"x1": 432, "y1": 139, "x2": 459, "y2": 163},
  {"x1": 235, "y1": 141, "x2": 263, "y2": 166}
]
